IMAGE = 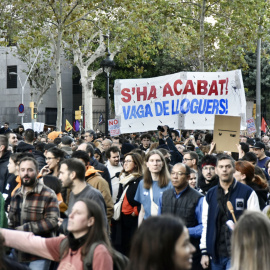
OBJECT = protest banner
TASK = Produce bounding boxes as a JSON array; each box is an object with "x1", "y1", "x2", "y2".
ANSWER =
[
  {"x1": 246, "y1": 117, "x2": 256, "y2": 135},
  {"x1": 114, "y1": 70, "x2": 246, "y2": 134},
  {"x1": 23, "y1": 122, "x2": 44, "y2": 132},
  {"x1": 108, "y1": 119, "x2": 121, "y2": 137},
  {"x1": 213, "y1": 115, "x2": 241, "y2": 153}
]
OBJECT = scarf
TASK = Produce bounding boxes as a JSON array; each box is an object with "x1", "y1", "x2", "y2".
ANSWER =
[
  {"x1": 68, "y1": 232, "x2": 88, "y2": 251},
  {"x1": 85, "y1": 166, "x2": 102, "y2": 177}
]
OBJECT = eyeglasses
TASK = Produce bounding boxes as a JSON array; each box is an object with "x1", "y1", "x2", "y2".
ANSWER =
[
  {"x1": 171, "y1": 171, "x2": 188, "y2": 177},
  {"x1": 123, "y1": 160, "x2": 134, "y2": 164},
  {"x1": 46, "y1": 157, "x2": 56, "y2": 160},
  {"x1": 183, "y1": 158, "x2": 193, "y2": 161}
]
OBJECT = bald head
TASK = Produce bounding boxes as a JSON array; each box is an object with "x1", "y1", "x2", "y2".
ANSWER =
[
  {"x1": 262, "y1": 136, "x2": 269, "y2": 144},
  {"x1": 173, "y1": 163, "x2": 190, "y2": 175},
  {"x1": 77, "y1": 143, "x2": 87, "y2": 152},
  {"x1": 102, "y1": 139, "x2": 112, "y2": 152}
]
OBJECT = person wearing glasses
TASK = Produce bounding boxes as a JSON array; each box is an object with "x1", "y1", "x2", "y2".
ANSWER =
[
  {"x1": 112, "y1": 152, "x2": 143, "y2": 256},
  {"x1": 158, "y1": 163, "x2": 204, "y2": 270},
  {"x1": 41, "y1": 147, "x2": 65, "y2": 178},
  {"x1": 197, "y1": 155, "x2": 219, "y2": 195},
  {"x1": 183, "y1": 151, "x2": 200, "y2": 173}
]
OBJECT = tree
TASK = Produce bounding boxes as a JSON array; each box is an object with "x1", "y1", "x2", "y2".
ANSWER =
[
  {"x1": 3, "y1": 0, "x2": 270, "y2": 131},
  {"x1": 242, "y1": 41, "x2": 270, "y2": 121},
  {"x1": 17, "y1": 48, "x2": 55, "y2": 108},
  {"x1": 7, "y1": 0, "x2": 111, "y2": 131}
]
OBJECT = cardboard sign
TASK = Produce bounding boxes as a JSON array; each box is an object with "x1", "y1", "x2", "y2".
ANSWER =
[
  {"x1": 246, "y1": 117, "x2": 256, "y2": 135},
  {"x1": 213, "y1": 115, "x2": 241, "y2": 152}
]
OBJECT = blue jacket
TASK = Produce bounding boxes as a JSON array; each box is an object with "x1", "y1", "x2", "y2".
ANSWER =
[{"x1": 201, "y1": 180, "x2": 260, "y2": 261}]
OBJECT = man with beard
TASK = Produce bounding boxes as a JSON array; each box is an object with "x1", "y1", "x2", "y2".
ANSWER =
[
  {"x1": 8, "y1": 157, "x2": 59, "y2": 270},
  {"x1": 197, "y1": 155, "x2": 219, "y2": 195},
  {"x1": 58, "y1": 158, "x2": 108, "y2": 232}
]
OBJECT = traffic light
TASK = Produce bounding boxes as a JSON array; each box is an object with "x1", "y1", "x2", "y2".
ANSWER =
[
  {"x1": 31, "y1": 106, "x2": 37, "y2": 119},
  {"x1": 33, "y1": 108, "x2": 37, "y2": 119},
  {"x1": 30, "y1": 102, "x2": 37, "y2": 119}
]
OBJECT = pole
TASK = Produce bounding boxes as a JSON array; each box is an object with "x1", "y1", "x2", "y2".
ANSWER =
[
  {"x1": 17, "y1": 75, "x2": 24, "y2": 125},
  {"x1": 256, "y1": 37, "x2": 261, "y2": 138},
  {"x1": 105, "y1": 71, "x2": 110, "y2": 137}
]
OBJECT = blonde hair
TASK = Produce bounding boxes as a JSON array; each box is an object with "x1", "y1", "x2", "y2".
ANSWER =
[{"x1": 231, "y1": 211, "x2": 270, "y2": 270}]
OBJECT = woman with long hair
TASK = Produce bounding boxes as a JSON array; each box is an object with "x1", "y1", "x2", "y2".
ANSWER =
[
  {"x1": 40, "y1": 147, "x2": 67, "y2": 204},
  {"x1": 41, "y1": 147, "x2": 65, "y2": 177},
  {"x1": 234, "y1": 160, "x2": 268, "y2": 209},
  {"x1": 1, "y1": 199, "x2": 113, "y2": 270},
  {"x1": 127, "y1": 215, "x2": 195, "y2": 270},
  {"x1": 113, "y1": 152, "x2": 143, "y2": 256},
  {"x1": 134, "y1": 149, "x2": 172, "y2": 225},
  {"x1": 231, "y1": 211, "x2": 270, "y2": 270}
]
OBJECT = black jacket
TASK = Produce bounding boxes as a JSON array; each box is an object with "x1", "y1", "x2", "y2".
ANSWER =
[
  {"x1": 0, "y1": 151, "x2": 11, "y2": 193},
  {"x1": 3, "y1": 173, "x2": 17, "y2": 211},
  {"x1": 159, "y1": 137, "x2": 183, "y2": 165},
  {"x1": 117, "y1": 175, "x2": 142, "y2": 209}
]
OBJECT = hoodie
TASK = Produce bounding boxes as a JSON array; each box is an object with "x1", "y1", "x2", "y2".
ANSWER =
[{"x1": 85, "y1": 166, "x2": 114, "y2": 224}]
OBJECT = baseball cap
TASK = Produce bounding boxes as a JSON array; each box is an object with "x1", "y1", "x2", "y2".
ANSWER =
[{"x1": 253, "y1": 142, "x2": 266, "y2": 150}]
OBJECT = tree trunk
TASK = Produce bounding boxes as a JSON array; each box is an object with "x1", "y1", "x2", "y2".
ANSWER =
[
  {"x1": 80, "y1": 67, "x2": 93, "y2": 130},
  {"x1": 55, "y1": 31, "x2": 63, "y2": 131},
  {"x1": 199, "y1": 0, "x2": 206, "y2": 72}
]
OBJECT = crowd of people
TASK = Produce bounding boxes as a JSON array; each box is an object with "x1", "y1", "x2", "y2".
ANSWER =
[{"x1": 0, "y1": 122, "x2": 270, "y2": 270}]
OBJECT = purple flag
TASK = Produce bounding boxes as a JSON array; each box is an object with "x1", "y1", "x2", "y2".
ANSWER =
[{"x1": 75, "y1": 120, "x2": 80, "y2": 131}]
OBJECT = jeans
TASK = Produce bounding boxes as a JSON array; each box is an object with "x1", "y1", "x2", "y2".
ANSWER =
[
  {"x1": 23, "y1": 259, "x2": 51, "y2": 270},
  {"x1": 211, "y1": 257, "x2": 230, "y2": 270}
]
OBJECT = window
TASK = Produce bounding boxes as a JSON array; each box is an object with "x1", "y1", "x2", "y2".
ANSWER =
[
  {"x1": 45, "y1": 108, "x2": 65, "y2": 126},
  {"x1": 7, "y1": 66, "x2": 17, "y2": 88}
]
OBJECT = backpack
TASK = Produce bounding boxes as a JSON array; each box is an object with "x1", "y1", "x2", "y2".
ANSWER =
[{"x1": 59, "y1": 238, "x2": 129, "y2": 270}]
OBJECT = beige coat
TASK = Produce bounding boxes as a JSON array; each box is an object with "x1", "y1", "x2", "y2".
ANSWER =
[{"x1": 86, "y1": 172, "x2": 114, "y2": 224}]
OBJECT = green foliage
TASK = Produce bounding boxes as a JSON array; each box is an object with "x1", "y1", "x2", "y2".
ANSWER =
[{"x1": 1, "y1": 0, "x2": 270, "y2": 124}]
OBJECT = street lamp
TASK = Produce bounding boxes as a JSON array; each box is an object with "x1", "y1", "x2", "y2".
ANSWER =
[
  {"x1": 9, "y1": 72, "x2": 24, "y2": 124},
  {"x1": 100, "y1": 48, "x2": 115, "y2": 137}
]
